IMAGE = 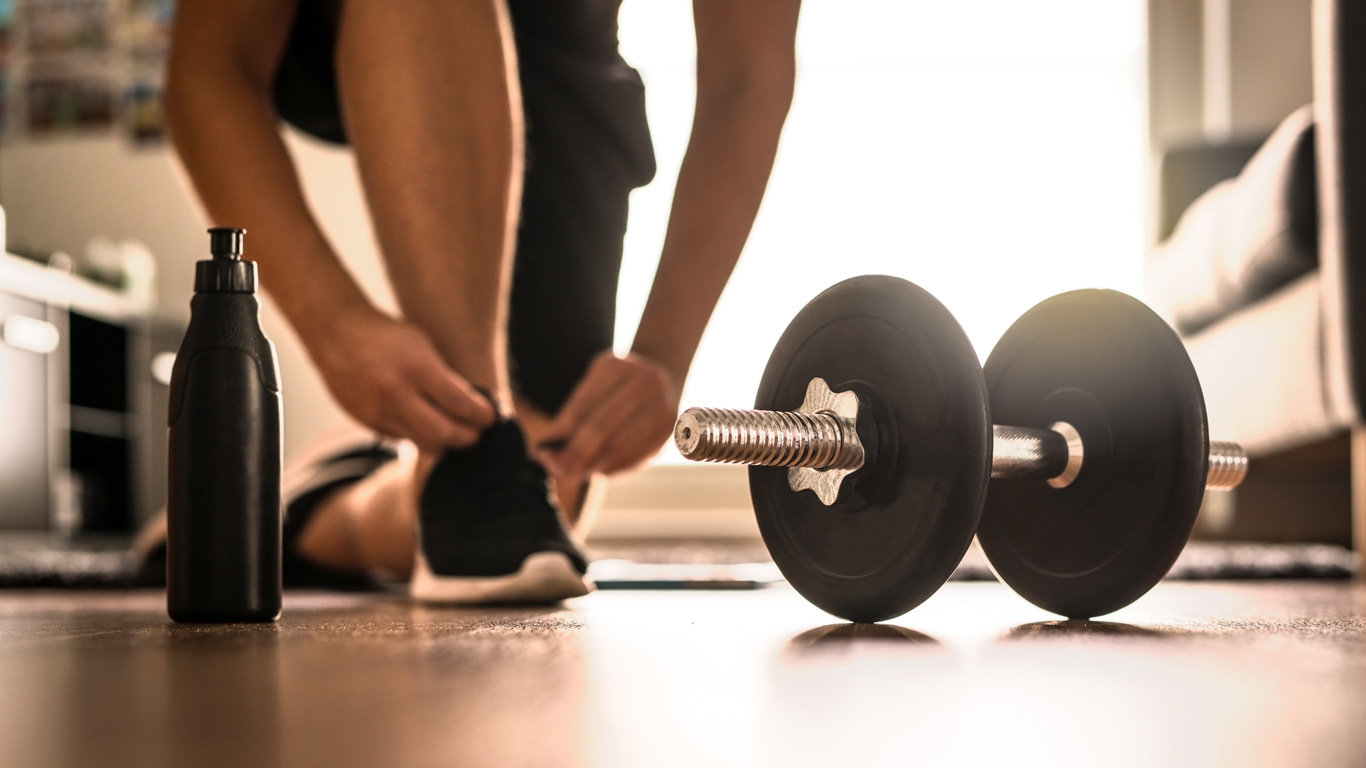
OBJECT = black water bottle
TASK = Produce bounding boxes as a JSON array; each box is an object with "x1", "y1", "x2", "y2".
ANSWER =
[{"x1": 167, "y1": 228, "x2": 282, "y2": 622}]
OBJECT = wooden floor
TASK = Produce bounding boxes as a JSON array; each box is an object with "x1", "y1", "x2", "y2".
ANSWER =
[{"x1": 0, "y1": 581, "x2": 1363, "y2": 767}]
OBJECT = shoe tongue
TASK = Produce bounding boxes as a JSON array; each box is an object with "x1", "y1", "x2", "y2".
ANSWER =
[
  {"x1": 452, "y1": 419, "x2": 539, "y2": 480},
  {"x1": 482, "y1": 419, "x2": 529, "y2": 458},
  {"x1": 424, "y1": 418, "x2": 547, "y2": 513}
]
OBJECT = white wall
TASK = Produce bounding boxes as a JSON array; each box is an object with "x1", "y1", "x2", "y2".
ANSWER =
[
  {"x1": 0, "y1": 131, "x2": 382, "y2": 460},
  {"x1": 1227, "y1": 0, "x2": 1313, "y2": 135},
  {"x1": 1146, "y1": 0, "x2": 1313, "y2": 247},
  {"x1": 1147, "y1": 0, "x2": 1313, "y2": 148}
]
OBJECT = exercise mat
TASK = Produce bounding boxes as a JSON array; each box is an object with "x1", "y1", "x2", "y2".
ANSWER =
[
  {"x1": 0, "y1": 538, "x2": 1353, "y2": 589},
  {"x1": 585, "y1": 539, "x2": 1358, "y2": 588}
]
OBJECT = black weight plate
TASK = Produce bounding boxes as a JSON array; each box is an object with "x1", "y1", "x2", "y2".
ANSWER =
[
  {"x1": 979, "y1": 290, "x2": 1208, "y2": 619},
  {"x1": 752, "y1": 276, "x2": 990, "y2": 623}
]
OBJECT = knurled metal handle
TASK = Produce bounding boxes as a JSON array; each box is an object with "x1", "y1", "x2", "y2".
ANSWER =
[{"x1": 675, "y1": 403, "x2": 1248, "y2": 492}]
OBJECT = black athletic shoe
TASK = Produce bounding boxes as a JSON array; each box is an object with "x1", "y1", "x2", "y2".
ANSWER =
[{"x1": 410, "y1": 419, "x2": 593, "y2": 604}]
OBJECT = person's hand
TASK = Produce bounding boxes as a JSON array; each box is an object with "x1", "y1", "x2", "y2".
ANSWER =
[
  {"x1": 536, "y1": 351, "x2": 681, "y2": 480},
  {"x1": 307, "y1": 307, "x2": 497, "y2": 452}
]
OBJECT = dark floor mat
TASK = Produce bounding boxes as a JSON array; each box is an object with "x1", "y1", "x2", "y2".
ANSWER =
[
  {"x1": 586, "y1": 539, "x2": 1358, "y2": 586},
  {"x1": 950, "y1": 541, "x2": 1359, "y2": 581},
  {"x1": 0, "y1": 546, "x2": 139, "y2": 589},
  {"x1": 0, "y1": 538, "x2": 1354, "y2": 589},
  {"x1": 1167, "y1": 541, "x2": 1359, "y2": 579}
]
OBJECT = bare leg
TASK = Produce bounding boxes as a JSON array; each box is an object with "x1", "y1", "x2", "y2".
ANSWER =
[{"x1": 334, "y1": 0, "x2": 523, "y2": 409}]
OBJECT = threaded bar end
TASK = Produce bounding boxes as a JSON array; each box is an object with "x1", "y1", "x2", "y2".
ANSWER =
[
  {"x1": 674, "y1": 407, "x2": 859, "y2": 469},
  {"x1": 1206, "y1": 441, "x2": 1248, "y2": 491}
]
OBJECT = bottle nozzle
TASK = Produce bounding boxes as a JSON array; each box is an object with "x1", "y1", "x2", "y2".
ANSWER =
[
  {"x1": 197, "y1": 228, "x2": 256, "y2": 292},
  {"x1": 208, "y1": 228, "x2": 245, "y2": 260}
]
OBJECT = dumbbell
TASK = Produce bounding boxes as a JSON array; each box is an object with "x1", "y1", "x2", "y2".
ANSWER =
[{"x1": 674, "y1": 275, "x2": 1247, "y2": 623}]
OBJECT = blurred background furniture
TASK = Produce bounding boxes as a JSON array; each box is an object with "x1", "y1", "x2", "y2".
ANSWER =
[
  {"x1": 1146, "y1": 0, "x2": 1366, "y2": 555},
  {"x1": 0, "y1": 248, "x2": 179, "y2": 543}
]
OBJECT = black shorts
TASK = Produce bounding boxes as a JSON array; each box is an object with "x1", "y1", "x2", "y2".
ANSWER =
[{"x1": 272, "y1": 0, "x2": 657, "y2": 415}]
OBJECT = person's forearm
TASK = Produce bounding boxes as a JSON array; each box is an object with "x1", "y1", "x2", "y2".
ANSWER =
[
  {"x1": 165, "y1": 60, "x2": 373, "y2": 345},
  {"x1": 631, "y1": 83, "x2": 793, "y2": 383}
]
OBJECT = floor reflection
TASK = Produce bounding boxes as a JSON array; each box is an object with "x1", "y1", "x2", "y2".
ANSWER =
[
  {"x1": 0, "y1": 596, "x2": 591, "y2": 768},
  {"x1": 163, "y1": 625, "x2": 285, "y2": 768},
  {"x1": 1, "y1": 584, "x2": 1362, "y2": 767},
  {"x1": 784, "y1": 622, "x2": 940, "y2": 658},
  {"x1": 1000, "y1": 619, "x2": 1179, "y2": 642}
]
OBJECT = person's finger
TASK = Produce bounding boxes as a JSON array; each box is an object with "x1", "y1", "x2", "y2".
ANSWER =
[
  {"x1": 543, "y1": 355, "x2": 627, "y2": 440},
  {"x1": 537, "y1": 451, "x2": 564, "y2": 479},
  {"x1": 596, "y1": 414, "x2": 674, "y2": 475},
  {"x1": 597, "y1": 440, "x2": 657, "y2": 476},
  {"x1": 398, "y1": 394, "x2": 478, "y2": 452},
  {"x1": 534, "y1": 439, "x2": 568, "y2": 477},
  {"x1": 555, "y1": 390, "x2": 648, "y2": 478},
  {"x1": 591, "y1": 404, "x2": 675, "y2": 475},
  {"x1": 417, "y1": 360, "x2": 497, "y2": 429},
  {"x1": 370, "y1": 415, "x2": 405, "y2": 444},
  {"x1": 536, "y1": 438, "x2": 568, "y2": 453}
]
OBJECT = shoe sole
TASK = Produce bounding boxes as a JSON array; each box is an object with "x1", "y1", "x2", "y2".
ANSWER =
[{"x1": 410, "y1": 550, "x2": 594, "y2": 605}]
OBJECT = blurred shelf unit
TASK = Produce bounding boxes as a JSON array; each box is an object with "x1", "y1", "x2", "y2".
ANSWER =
[{"x1": 0, "y1": 250, "x2": 181, "y2": 537}]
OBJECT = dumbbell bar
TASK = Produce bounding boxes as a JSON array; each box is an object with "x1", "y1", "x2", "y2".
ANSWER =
[{"x1": 675, "y1": 385, "x2": 1247, "y2": 497}]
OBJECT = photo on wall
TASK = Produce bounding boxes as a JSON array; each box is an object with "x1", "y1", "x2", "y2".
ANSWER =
[
  {"x1": 25, "y1": 67, "x2": 113, "y2": 133},
  {"x1": 3, "y1": 0, "x2": 172, "y2": 142},
  {"x1": 22, "y1": 0, "x2": 108, "y2": 58},
  {"x1": 121, "y1": 74, "x2": 160, "y2": 143},
  {"x1": 119, "y1": 0, "x2": 171, "y2": 64},
  {"x1": 118, "y1": 0, "x2": 171, "y2": 142},
  {"x1": 0, "y1": 0, "x2": 12, "y2": 133}
]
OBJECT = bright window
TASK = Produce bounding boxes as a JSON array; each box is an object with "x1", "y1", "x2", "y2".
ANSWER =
[{"x1": 618, "y1": 0, "x2": 1146, "y2": 462}]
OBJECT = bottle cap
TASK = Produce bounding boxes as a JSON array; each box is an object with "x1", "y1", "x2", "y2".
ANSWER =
[
  {"x1": 195, "y1": 228, "x2": 257, "y2": 293},
  {"x1": 209, "y1": 227, "x2": 244, "y2": 259}
]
